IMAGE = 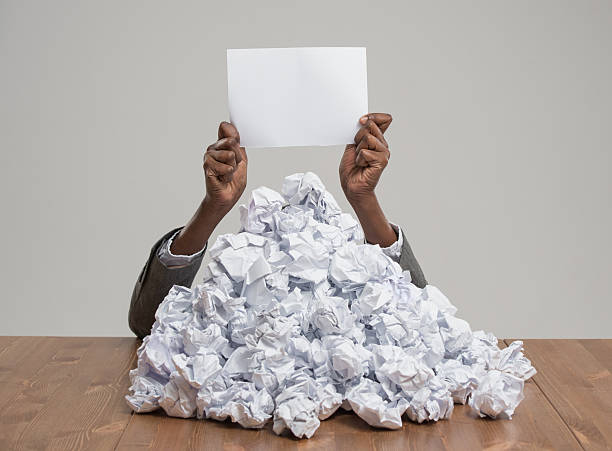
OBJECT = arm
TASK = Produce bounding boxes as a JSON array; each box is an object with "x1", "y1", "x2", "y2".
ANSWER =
[
  {"x1": 128, "y1": 122, "x2": 248, "y2": 339},
  {"x1": 128, "y1": 227, "x2": 205, "y2": 339},
  {"x1": 339, "y1": 113, "x2": 427, "y2": 288}
]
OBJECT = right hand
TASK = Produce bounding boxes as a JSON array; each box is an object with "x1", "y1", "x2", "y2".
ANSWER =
[{"x1": 204, "y1": 122, "x2": 248, "y2": 213}]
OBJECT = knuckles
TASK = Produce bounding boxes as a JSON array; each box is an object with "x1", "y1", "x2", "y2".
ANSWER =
[
  {"x1": 203, "y1": 154, "x2": 238, "y2": 177},
  {"x1": 206, "y1": 136, "x2": 239, "y2": 153},
  {"x1": 225, "y1": 137, "x2": 238, "y2": 147},
  {"x1": 366, "y1": 134, "x2": 377, "y2": 148}
]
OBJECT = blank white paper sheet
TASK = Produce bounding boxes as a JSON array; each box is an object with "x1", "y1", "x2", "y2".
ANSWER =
[{"x1": 226, "y1": 47, "x2": 368, "y2": 148}]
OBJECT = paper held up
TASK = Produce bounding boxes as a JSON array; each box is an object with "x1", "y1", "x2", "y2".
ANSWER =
[{"x1": 226, "y1": 47, "x2": 368, "y2": 148}]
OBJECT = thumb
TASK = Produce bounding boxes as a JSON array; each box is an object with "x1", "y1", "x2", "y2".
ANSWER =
[{"x1": 218, "y1": 121, "x2": 240, "y2": 141}]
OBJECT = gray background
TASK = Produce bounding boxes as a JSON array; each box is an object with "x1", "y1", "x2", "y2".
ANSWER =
[{"x1": 1, "y1": 0, "x2": 611, "y2": 338}]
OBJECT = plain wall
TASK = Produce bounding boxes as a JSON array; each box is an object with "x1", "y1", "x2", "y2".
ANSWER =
[{"x1": 1, "y1": 0, "x2": 611, "y2": 337}]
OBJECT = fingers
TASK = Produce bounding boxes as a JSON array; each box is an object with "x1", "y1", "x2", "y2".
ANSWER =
[
  {"x1": 211, "y1": 137, "x2": 242, "y2": 163},
  {"x1": 355, "y1": 148, "x2": 390, "y2": 168},
  {"x1": 204, "y1": 155, "x2": 235, "y2": 182},
  {"x1": 355, "y1": 134, "x2": 390, "y2": 168},
  {"x1": 205, "y1": 136, "x2": 243, "y2": 182},
  {"x1": 356, "y1": 133, "x2": 388, "y2": 154},
  {"x1": 354, "y1": 119, "x2": 386, "y2": 146},
  {"x1": 359, "y1": 113, "x2": 392, "y2": 133},
  {"x1": 352, "y1": 113, "x2": 392, "y2": 168},
  {"x1": 218, "y1": 121, "x2": 248, "y2": 163},
  {"x1": 208, "y1": 149, "x2": 236, "y2": 167},
  {"x1": 236, "y1": 144, "x2": 248, "y2": 164}
]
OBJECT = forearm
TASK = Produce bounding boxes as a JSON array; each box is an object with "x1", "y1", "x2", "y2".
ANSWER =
[
  {"x1": 348, "y1": 193, "x2": 397, "y2": 247},
  {"x1": 351, "y1": 195, "x2": 428, "y2": 287},
  {"x1": 170, "y1": 196, "x2": 229, "y2": 255}
]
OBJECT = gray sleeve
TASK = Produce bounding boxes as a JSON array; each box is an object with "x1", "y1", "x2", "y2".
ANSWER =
[
  {"x1": 398, "y1": 227, "x2": 427, "y2": 288},
  {"x1": 128, "y1": 227, "x2": 205, "y2": 339}
]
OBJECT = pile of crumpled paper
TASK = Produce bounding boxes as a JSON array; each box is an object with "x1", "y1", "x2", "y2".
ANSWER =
[{"x1": 126, "y1": 172, "x2": 536, "y2": 438}]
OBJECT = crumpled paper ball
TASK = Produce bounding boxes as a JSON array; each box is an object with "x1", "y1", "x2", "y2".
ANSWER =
[{"x1": 126, "y1": 172, "x2": 536, "y2": 438}]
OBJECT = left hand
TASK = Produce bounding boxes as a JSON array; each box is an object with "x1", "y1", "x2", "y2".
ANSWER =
[{"x1": 339, "y1": 113, "x2": 392, "y2": 204}]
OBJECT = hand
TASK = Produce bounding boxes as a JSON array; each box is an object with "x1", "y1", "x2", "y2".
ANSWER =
[
  {"x1": 204, "y1": 121, "x2": 248, "y2": 214},
  {"x1": 339, "y1": 113, "x2": 397, "y2": 247},
  {"x1": 339, "y1": 113, "x2": 392, "y2": 203},
  {"x1": 170, "y1": 122, "x2": 247, "y2": 256}
]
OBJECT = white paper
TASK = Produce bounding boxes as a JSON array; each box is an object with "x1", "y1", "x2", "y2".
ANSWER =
[
  {"x1": 226, "y1": 47, "x2": 368, "y2": 148},
  {"x1": 126, "y1": 172, "x2": 537, "y2": 438}
]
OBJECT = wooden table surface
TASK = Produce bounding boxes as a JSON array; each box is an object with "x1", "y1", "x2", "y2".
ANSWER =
[{"x1": 0, "y1": 337, "x2": 610, "y2": 450}]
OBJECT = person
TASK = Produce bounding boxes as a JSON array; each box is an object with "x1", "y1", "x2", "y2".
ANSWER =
[{"x1": 128, "y1": 113, "x2": 427, "y2": 339}]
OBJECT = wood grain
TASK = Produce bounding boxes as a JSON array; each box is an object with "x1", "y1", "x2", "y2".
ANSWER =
[
  {"x1": 0, "y1": 337, "x2": 92, "y2": 449},
  {"x1": 115, "y1": 340, "x2": 581, "y2": 451},
  {"x1": 0, "y1": 337, "x2": 70, "y2": 414},
  {"x1": 0, "y1": 337, "x2": 138, "y2": 451},
  {"x1": 0, "y1": 336, "x2": 20, "y2": 355},
  {"x1": 510, "y1": 339, "x2": 612, "y2": 450},
  {"x1": 2, "y1": 337, "x2": 607, "y2": 450}
]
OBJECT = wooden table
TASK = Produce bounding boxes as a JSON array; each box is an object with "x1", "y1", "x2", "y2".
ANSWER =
[{"x1": 0, "y1": 337, "x2": 610, "y2": 450}]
